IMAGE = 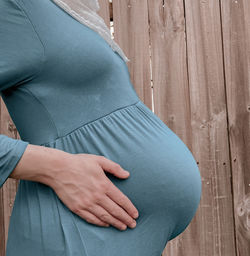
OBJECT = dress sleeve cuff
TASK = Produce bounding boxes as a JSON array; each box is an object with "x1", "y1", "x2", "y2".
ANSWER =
[{"x1": 0, "y1": 135, "x2": 29, "y2": 188}]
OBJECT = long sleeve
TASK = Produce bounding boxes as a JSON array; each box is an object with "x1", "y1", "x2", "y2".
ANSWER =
[
  {"x1": 0, "y1": 134, "x2": 29, "y2": 188},
  {"x1": 0, "y1": 0, "x2": 41, "y2": 188}
]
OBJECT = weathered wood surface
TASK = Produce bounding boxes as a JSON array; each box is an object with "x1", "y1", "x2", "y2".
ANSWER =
[
  {"x1": 220, "y1": 0, "x2": 250, "y2": 254},
  {"x1": 1, "y1": 0, "x2": 249, "y2": 255}
]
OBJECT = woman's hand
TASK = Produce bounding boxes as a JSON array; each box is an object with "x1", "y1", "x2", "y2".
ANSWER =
[
  {"x1": 49, "y1": 153, "x2": 139, "y2": 231},
  {"x1": 11, "y1": 144, "x2": 139, "y2": 231}
]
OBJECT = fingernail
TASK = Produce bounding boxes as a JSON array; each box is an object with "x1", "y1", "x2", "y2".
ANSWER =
[
  {"x1": 121, "y1": 225, "x2": 127, "y2": 230},
  {"x1": 133, "y1": 212, "x2": 139, "y2": 219},
  {"x1": 130, "y1": 221, "x2": 136, "y2": 228}
]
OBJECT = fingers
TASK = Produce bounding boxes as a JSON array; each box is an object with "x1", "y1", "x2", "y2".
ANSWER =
[
  {"x1": 74, "y1": 208, "x2": 110, "y2": 227},
  {"x1": 105, "y1": 179, "x2": 139, "y2": 219},
  {"x1": 96, "y1": 195, "x2": 137, "y2": 229},
  {"x1": 88, "y1": 203, "x2": 128, "y2": 231},
  {"x1": 97, "y1": 156, "x2": 130, "y2": 178},
  {"x1": 62, "y1": 154, "x2": 140, "y2": 231},
  {"x1": 97, "y1": 156, "x2": 139, "y2": 220}
]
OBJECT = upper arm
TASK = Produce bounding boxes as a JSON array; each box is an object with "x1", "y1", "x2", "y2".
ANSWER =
[{"x1": 0, "y1": 0, "x2": 45, "y2": 91}]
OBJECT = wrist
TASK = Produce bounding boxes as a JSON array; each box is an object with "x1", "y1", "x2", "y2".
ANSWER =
[
  {"x1": 11, "y1": 144, "x2": 73, "y2": 187},
  {"x1": 37, "y1": 146, "x2": 73, "y2": 187}
]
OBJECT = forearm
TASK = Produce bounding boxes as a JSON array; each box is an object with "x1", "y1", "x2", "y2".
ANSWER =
[{"x1": 9, "y1": 144, "x2": 72, "y2": 187}]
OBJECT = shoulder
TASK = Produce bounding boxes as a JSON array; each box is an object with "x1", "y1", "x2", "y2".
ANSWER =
[{"x1": 0, "y1": 0, "x2": 45, "y2": 91}]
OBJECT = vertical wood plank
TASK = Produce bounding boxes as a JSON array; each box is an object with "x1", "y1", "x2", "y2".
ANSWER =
[
  {"x1": 112, "y1": 0, "x2": 152, "y2": 109},
  {"x1": 148, "y1": 0, "x2": 192, "y2": 143},
  {"x1": 174, "y1": 0, "x2": 235, "y2": 255},
  {"x1": 220, "y1": 0, "x2": 250, "y2": 254},
  {"x1": 0, "y1": 99, "x2": 20, "y2": 253}
]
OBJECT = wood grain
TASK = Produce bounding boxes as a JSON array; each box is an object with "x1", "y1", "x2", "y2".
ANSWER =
[
  {"x1": 0, "y1": 0, "x2": 249, "y2": 255},
  {"x1": 112, "y1": 0, "x2": 152, "y2": 109},
  {"x1": 220, "y1": 0, "x2": 250, "y2": 254}
]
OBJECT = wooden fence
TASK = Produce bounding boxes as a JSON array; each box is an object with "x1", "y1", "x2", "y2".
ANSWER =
[{"x1": 1, "y1": 0, "x2": 250, "y2": 255}]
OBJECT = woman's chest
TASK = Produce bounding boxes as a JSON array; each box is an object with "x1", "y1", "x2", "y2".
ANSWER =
[{"x1": 19, "y1": 0, "x2": 121, "y2": 83}]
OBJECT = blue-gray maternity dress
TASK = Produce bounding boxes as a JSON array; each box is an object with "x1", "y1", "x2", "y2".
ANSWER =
[{"x1": 0, "y1": 0, "x2": 202, "y2": 255}]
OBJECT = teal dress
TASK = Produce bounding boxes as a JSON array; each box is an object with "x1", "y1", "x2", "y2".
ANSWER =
[{"x1": 0, "y1": 0, "x2": 202, "y2": 255}]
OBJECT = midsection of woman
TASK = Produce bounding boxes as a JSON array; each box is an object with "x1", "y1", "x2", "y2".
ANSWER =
[{"x1": 1, "y1": 0, "x2": 202, "y2": 255}]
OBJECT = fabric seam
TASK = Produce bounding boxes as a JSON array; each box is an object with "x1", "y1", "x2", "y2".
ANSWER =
[
  {"x1": 41, "y1": 100, "x2": 141, "y2": 146},
  {"x1": 135, "y1": 102, "x2": 168, "y2": 131},
  {"x1": 13, "y1": 0, "x2": 46, "y2": 80},
  {"x1": 22, "y1": 87, "x2": 59, "y2": 139}
]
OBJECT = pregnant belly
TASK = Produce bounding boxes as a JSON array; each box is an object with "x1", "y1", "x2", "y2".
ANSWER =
[
  {"x1": 42, "y1": 100, "x2": 202, "y2": 241},
  {"x1": 7, "y1": 100, "x2": 202, "y2": 256}
]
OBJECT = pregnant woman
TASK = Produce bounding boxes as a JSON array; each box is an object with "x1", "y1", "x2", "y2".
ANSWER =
[{"x1": 0, "y1": 0, "x2": 202, "y2": 255}]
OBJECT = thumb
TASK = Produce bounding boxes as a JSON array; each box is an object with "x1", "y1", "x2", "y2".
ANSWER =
[{"x1": 97, "y1": 156, "x2": 130, "y2": 179}]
